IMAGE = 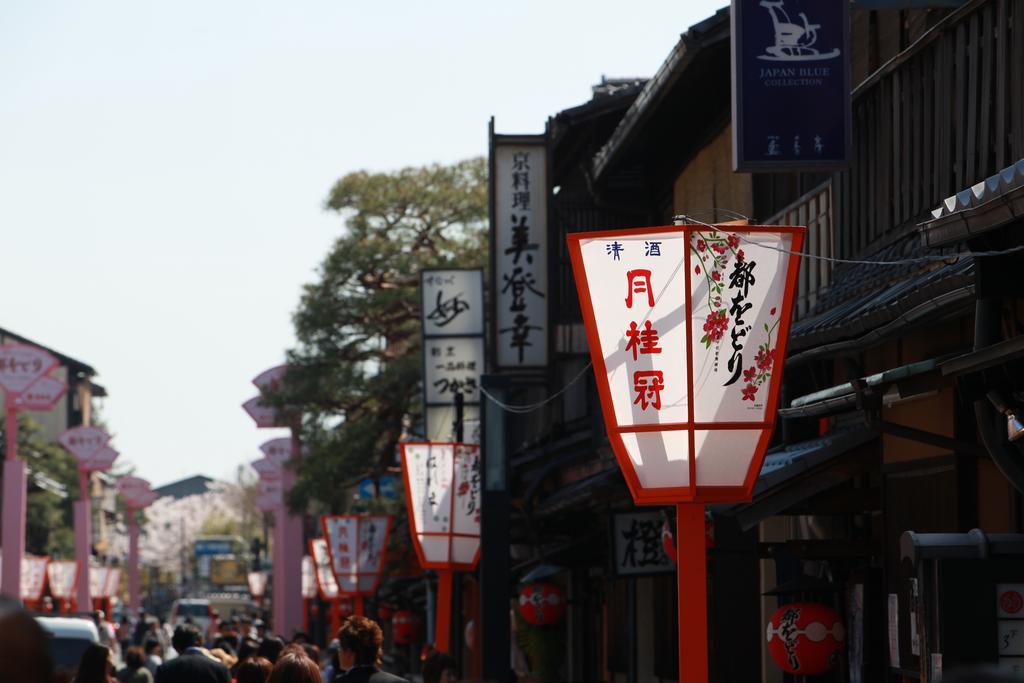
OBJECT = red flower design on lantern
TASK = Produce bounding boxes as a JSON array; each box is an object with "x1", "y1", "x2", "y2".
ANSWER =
[
  {"x1": 701, "y1": 310, "x2": 729, "y2": 345},
  {"x1": 741, "y1": 383, "x2": 758, "y2": 402},
  {"x1": 727, "y1": 234, "x2": 740, "y2": 249}
]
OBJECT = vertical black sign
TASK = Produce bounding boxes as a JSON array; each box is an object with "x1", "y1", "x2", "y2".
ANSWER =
[{"x1": 732, "y1": 0, "x2": 850, "y2": 171}]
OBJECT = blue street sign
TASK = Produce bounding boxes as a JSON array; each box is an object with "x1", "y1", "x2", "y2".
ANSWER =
[
  {"x1": 732, "y1": 0, "x2": 851, "y2": 171},
  {"x1": 358, "y1": 478, "x2": 376, "y2": 499},
  {"x1": 378, "y1": 476, "x2": 397, "y2": 500}
]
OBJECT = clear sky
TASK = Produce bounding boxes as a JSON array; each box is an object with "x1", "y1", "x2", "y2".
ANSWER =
[{"x1": 1, "y1": 1, "x2": 725, "y2": 488}]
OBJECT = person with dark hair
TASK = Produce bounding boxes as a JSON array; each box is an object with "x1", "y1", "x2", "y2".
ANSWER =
[
  {"x1": 332, "y1": 616, "x2": 407, "y2": 683},
  {"x1": 268, "y1": 652, "x2": 323, "y2": 683},
  {"x1": 236, "y1": 637, "x2": 260, "y2": 666},
  {"x1": 303, "y1": 643, "x2": 320, "y2": 665},
  {"x1": 75, "y1": 643, "x2": 116, "y2": 683},
  {"x1": 237, "y1": 656, "x2": 273, "y2": 683},
  {"x1": 420, "y1": 652, "x2": 457, "y2": 683},
  {"x1": 257, "y1": 636, "x2": 287, "y2": 664},
  {"x1": 143, "y1": 639, "x2": 162, "y2": 677},
  {"x1": 117, "y1": 646, "x2": 153, "y2": 683},
  {"x1": 154, "y1": 624, "x2": 230, "y2": 683},
  {"x1": 0, "y1": 596, "x2": 54, "y2": 683}
]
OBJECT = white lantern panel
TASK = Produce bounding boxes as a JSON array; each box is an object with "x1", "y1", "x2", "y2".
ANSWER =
[
  {"x1": 619, "y1": 430, "x2": 690, "y2": 488},
  {"x1": 452, "y1": 536, "x2": 479, "y2": 566},
  {"x1": 357, "y1": 516, "x2": 389, "y2": 575},
  {"x1": 357, "y1": 575, "x2": 378, "y2": 593},
  {"x1": 693, "y1": 429, "x2": 764, "y2": 486},
  {"x1": 324, "y1": 517, "x2": 359, "y2": 580},
  {"x1": 690, "y1": 231, "x2": 794, "y2": 423},
  {"x1": 417, "y1": 535, "x2": 450, "y2": 564},
  {"x1": 336, "y1": 574, "x2": 359, "y2": 594},
  {"x1": 577, "y1": 233, "x2": 689, "y2": 427},
  {"x1": 451, "y1": 446, "x2": 481, "y2": 536},
  {"x1": 47, "y1": 561, "x2": 77, "y2": 599},
  {"x1": 405, "y1": 444, "x2": 453, "y2": 534},
  {"x1": 301, "y1": 556, "x2": 316, "y2": 599}
]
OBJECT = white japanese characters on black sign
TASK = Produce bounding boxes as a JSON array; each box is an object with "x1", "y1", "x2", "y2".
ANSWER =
[{"x1": 493, "y1": 142, "x2": 548, "y2": 368}]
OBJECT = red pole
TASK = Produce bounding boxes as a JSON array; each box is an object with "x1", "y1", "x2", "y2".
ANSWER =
[
  {"x1": 1, "y1": 402, "x2": 26, "y2": 601},
  {"x1": 330, "y1": 599, "x2": 341, "y2": 635},
  {"x1": 128, "y1": 508, "x2": 141, "y2": 613},
  {"x1": 435, "y1": 569, "x2": 453, "y2": 653},
  {"x1": 4, "y1": 403, "x2": 15, "y2": 462},
  {"x1": 75, "y1": 469, "x2": 93, "y2": 612},
  {"x1": 677, "y1": 503, "x2": 708, "y2": 682},
  {"x1": 353, "y1": 595, "x2": 364, "y2": 617}
]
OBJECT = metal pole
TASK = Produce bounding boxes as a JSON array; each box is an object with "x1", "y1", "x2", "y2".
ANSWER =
[
  {"x1": 451, "y1": 390, "x2": 464, "y2": 664},
  {"x1": 128, "y1": 507, "x2": 141, "y2": 613},
  {"x1": 677, "y1": 503, "x2": 708, "y2": 682}
]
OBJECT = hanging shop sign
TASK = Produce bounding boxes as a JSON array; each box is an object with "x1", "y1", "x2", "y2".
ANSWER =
[
  {"x1": 321, "y1": 515, "x2": 392, "y2": 595},
  {"x1": 248, "y1": 571, "x2": 268, "y2": 600},
  {"x1": 13, "y1": 374, "x2": 67, "y2": 411},
  {"x1": 400, "y1": 442, "x2": 481, "y2": 570},
  {"x1": 568, "y1": 223, "x2": 804, "y2": 683},
  {"x1": 46, "y1": 560, "x2": 77, "y2": 601},
  {"x1": 731, "y1": 0, "x2": 850, "y2": 170},
  {"x1": 611, "y1": 512, "x2": 674, "y2": 576},
  {"x1": 309, "y1": 538, "x2": 340, "y2": 600},
  {"x1": 490, "y1": 130, "x2": 548, "y2": 369},
  {"x1": 420, "y1": 269, "x2": 485, "y2": 443}
]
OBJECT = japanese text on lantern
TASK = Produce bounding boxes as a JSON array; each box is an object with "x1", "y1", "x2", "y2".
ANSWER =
[{"x1": 493, "y1": 142, "x2": 548, "y2": 368}]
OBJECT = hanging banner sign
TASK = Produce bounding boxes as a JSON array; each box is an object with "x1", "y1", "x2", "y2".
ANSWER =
[
  {"x1": 567, "y1": 225, "x2": 805, "y2": 505},
  {"x1": 242, "y1": 396, "x2": 286, "y2": 429},
  {"x1": 105, "y1": 568, "x2": 121, "y2": 600},
  {"x1": 732, "y1": 0, "x2": 851, "y2": 170},
  {"x1": 57, "y1": 426, "x2": 111, "y2": 461},
  {"x1": 13, "y1": 375, "x2": 67, "y2": 411},
  {"x1": 611, "y1": 512, "x2": 674, "y2": 576},
  {"x1": 400, "y1": 442, "x2": 482, "y2": 570},
  {"x1": 19, "y1": 555, "x2": 49, "y2": 601},
  {"x1": 321, "y1": 515, "x2": 392, "y2": 595},
  {"x1": 47, "y1": 560, "x2": 77, "y2": 600},
  {"x1": 309, "y1": 538, "x2": 340, "y2": 600},
  {"x1": 0, "y1": 344, "x2": 59, "y2": 398},
  {"x1": 248, "y1": 571, "x2": 268, "y2": 599},
  {"x1": 490, "y1": 132, "x2": 548, "y2": 369},
  {"x1": 301, "y1": 555, "x2": 317, "y2": 600},
  {"x1": 423, "y1": 338, "x2": 485, "y2": 406}
]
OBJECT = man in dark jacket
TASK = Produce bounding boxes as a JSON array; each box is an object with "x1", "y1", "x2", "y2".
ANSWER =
[
  {"x1": 155, "y1": 624, "x2": 230, "y2": 683},
  {"x1": 332, "y1": 616, "x2": 408, "y2": 683}
]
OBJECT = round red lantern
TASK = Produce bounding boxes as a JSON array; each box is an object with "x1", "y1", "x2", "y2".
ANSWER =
[
  {"x1": 766, "y1": 603, "x2": 845, "y2": 675},
  {"x1": 378, "y1": 602, "x2": 394, "y2": 620},
  {"x1": 517, "y1": 583, "x2": 565, "y2": 626},
  {"x1": 393, "y1": 610, "x2": 417, "y2": 645}
]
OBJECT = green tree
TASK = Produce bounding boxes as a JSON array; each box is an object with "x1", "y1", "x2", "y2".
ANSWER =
[
  {"x1": 269, "y1": 158, "x2": 487, "y2": 511},
  {"x1": 0, "y1": 416, "x2": 79, "y2": 557}
]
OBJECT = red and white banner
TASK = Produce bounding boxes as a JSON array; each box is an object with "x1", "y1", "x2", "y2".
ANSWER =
[
  {"x1": 47, "y1": 561, "x2": 78, "y2": 599},
  {"x1": 13, "y1": 375, "x2": 67, "y2": 411},
  {"x1": 102, "y1": 567, "x2": 121, "y2": 600},
  {"x1": 400, "y1": 443, "x2": 481, "y2": 570},
  {"x1": 90, "y1": 565, "x2": 111, "y2": 599},
  {"x1": 0, "y1": 344, "x2": 59, "y2": 398},
  {"x1": 0, "y1": 554, "x2": 50, "y2": 601},
  {"x1": 567, "y1": 225, "x2": 805, "y2": 504},
  {"x1": 309, "y1": 538, "x2": 339, "y2": 600},
  {"x1": 321, "y1": 515, "x2": 391, "y2": 595},
  {"x1": 248, "y1": 571, "x2": 268, "y2": 599}
]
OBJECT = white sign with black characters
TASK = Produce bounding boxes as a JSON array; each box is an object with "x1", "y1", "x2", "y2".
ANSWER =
[
  {"x1": 423, "y1": 337, "x2": 485, "y2": 405},
  {"x1": 612, "y1": 512, "x2": 673, "y2": 576},
  {"x1": 493, "y1": 142, "x2": 548, "y2": 368},
  {"x1": 421, "y1": 270, "x2": 484, "y2": 337}
]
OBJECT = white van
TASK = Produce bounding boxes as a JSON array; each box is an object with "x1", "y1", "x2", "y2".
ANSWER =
[{"x1": 36, "y1": 616, "x2": 99, "y2": 680}]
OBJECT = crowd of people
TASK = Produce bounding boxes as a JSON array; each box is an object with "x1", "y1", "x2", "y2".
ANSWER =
[{"x1": 76, "y1": 615, "x2": 427, "y2": 683}]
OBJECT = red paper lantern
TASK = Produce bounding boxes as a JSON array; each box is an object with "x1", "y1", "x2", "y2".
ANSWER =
[
  {"x1": 766, "y1": 603, "x2": 845, "y2": 675},
  {"x1": 378, "y1": 603, "x2": 394, "y2": 620},
  {"x1": 393, "y1": 610, "x2": 417, "y2": 645},
  {"x1": 517, "y1": 583, "x2": 565, "y2": 626}
]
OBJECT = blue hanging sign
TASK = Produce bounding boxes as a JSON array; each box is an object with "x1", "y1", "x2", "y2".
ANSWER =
[{"x1": 732, "y1": 0, "x2": 851, "y2": 171}]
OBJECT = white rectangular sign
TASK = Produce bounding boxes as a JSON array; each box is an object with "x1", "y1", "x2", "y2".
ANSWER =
[
  {"x1": 423, "y1": 337, "x2": 484, "y2": 405},
  {"x1": 494, "y1": 142, "x2": 548, "y2": 368},
  {"x1": 421, "y1": 270, "x2": 484, "y2": 337}
]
